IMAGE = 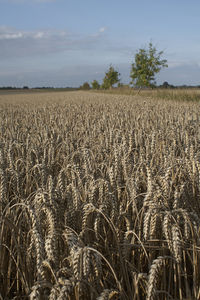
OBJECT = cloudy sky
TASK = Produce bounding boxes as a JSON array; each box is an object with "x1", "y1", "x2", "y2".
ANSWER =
[{"x1": 0, "y1": 0, "x2": 200, "y2": 87}]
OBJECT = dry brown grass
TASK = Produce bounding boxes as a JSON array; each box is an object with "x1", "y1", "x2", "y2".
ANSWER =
[
  {"x1": 97, "y1": 87, "x2": 200, "y2": 102},
  {"x1": 0, "y1": 91, "x2": 200, "y2": 299}
]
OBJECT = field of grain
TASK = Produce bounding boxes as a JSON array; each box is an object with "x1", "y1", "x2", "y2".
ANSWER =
[
  {"x1": 98, "y1": 87, "x2": 200, "y2": 102},
  {"x1": 0, "y1": 91, "x2": 200, "y2": 299}
]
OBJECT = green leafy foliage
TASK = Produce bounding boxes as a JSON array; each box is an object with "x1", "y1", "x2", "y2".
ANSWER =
[
  {"x1": 91, "y1": 80, "x2": 100, "y2": 90},
  {"x1": 130, "y1": 43, "x2": 168, "y2": 88},
  {"x1": 80, "y1": 82, "x2": 91, "y2": 90},
  {"x1": 102, "y1": 65, "x2": 120, "y2": 89}
]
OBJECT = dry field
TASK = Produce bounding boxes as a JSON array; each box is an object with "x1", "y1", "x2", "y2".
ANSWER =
[
  {"x1": 0, "y1": 91, "x2": 200, "y2": 299},
  {"x1": 99, "y1": 87, "x2": 200, "y2": 102}
]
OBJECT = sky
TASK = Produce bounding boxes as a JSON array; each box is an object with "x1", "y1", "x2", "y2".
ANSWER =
[{"x1": 0, "y1": 0, "x2": 200, "y2": 87}]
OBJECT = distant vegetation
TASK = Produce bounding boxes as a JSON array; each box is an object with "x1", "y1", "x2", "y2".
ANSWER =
[
  {"x1": 79, "y1": 82, "x2": 91, "y2": 90},
  {"x1": 0, "y1": 86, "x2": 78, "y2": 93},
  {"x1": 91, "y1": 79, "x2": 100, "y2": 90},
  {"x1": 0, "y1": 86, "x2": 78, "y2": 90},
  {"x1": 97, "y1": 86, "x2": 200, "y2": 102},
  {"x1": 1, "y1": 43, "x2": 200, "y2": 94},
  {"x1": 101, "y1": 64, "x2": 120, "y2": 89},
  {"x1": 78, "y1": 42, "x2": 200, "y2": 92},
  {"x1": 130, "y1": 42, "x2": 168, "y2": 89}
]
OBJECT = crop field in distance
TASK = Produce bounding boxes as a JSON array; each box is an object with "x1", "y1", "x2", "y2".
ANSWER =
[{"x1": 0, "y1": 90, "x2": 200, "y2": 299}]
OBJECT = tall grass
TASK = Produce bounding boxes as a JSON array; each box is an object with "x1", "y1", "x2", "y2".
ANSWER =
[
  {"x1": 97, "y1": 87, "x2": 200, "y2": 102},
  {"x1": 0, "y1": 91, "x2": 200, "y2": 299}
]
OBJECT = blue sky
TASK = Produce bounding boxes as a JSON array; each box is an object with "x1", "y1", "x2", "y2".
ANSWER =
[{"x1": 0, "y1": 0, "x2": 200, "y2": 87}]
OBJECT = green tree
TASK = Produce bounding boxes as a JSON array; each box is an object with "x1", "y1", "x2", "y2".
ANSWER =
[
  {"x1": 130, "y1": 42, "x2": 168, "y2": 88},
  {"x1": 80, "y1": 82, "x2": 91, "y2": 90},
  {"x1": 117, "y1": 82, "x2": 123, "y2": 88},
  {"x1": 162, "y1": 81, "x2": 170, "y2": 89},
  {"x1": 91, "y1": 80, "x2": 100, "y2": 90},
  {"x1": 102, "y1": 65, "x2": 120, "y2": 89}
]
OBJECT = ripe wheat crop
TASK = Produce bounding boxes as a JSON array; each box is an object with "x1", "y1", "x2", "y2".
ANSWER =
[{"x1": 0, "y1": 91, "x2": 200, "y2": 299}]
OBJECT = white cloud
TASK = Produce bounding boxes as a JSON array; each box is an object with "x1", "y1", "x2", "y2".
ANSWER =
[
  {"x1": 0, "y1": 26, "x2": 107, "y2": 59},
  {"x1": 0, "y1": 0, "x2": 58, "y2": 3},
  {"x1": 0, "y1": 32, "x2": 24, "y2": 40},
  {"x1": 33, "y1": 0, "x2": 57, "y2": 2},
  {"x1": 34, "y1": 32, "x2": 45, "y2": 39},
  {"x1": 99, "y1": 27, "x2": 107, "y2": 33},
  {"x1": 0, "y1": 27, "x2": 47, "y2": 40},
  {"x1": 90, "y1": 27, "x2": 107, "y2": 38}
]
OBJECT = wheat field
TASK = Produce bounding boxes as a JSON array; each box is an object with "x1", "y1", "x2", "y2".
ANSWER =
[{"x1": 0, "y1": 91, "x2": 200, "y2": 299}]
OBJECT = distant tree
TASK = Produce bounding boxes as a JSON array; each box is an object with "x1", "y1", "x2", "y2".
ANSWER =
[
  {"x1": 162, "y1": 81, "x2": 170, "y2": 88},
  {"x1": 130, "y1": 42, "x2": 168, "y2": 89},
  {"x1": 102, "y1": 65, "x2": 120, "y2": 89},
  {"x1": 101, "y1": 80, "x2": 110, "y2": 90},
  {"x1": 160, "y1": 81, "x2": 175, "y2": 89},
  {"x1": 117, "y1": 82, "x2": 123, "y2": 88},
  {"x1": 91, "y1": 80, "x2": 100, "y2": 90},
  {"x1": 80, "y1": 82, "x2": 91, "y2": 90}
]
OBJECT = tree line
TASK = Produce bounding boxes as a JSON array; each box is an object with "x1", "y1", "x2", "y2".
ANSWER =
[{"x1": 80, "y1": 42, "x2": 168, "y2": 90}]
